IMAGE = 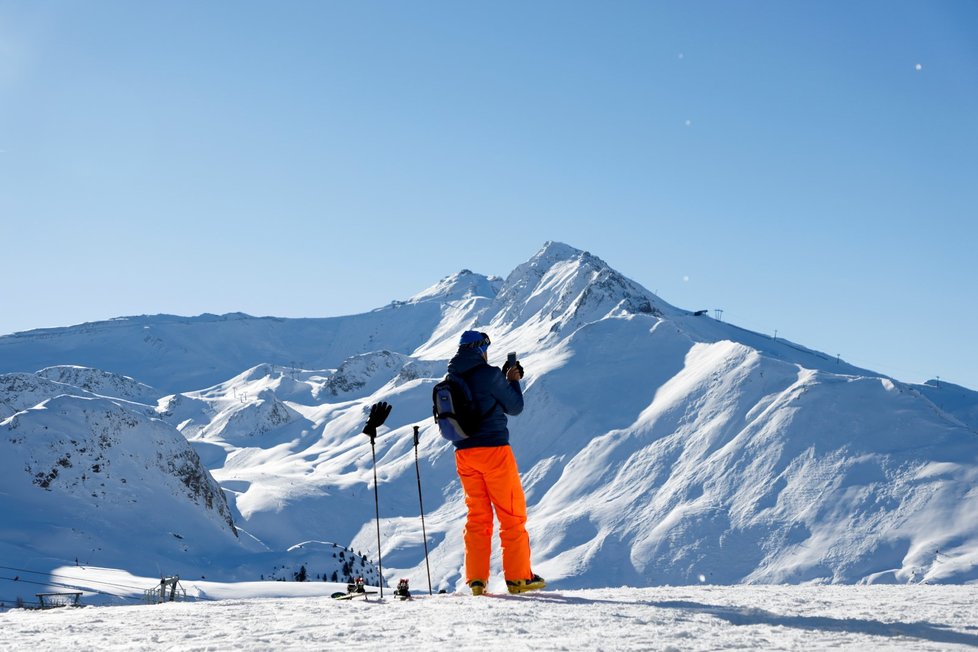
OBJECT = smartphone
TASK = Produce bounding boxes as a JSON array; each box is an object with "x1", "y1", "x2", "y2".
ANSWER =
[{"x1": 507, "y1": 352, "x2": 517, "y2": 365}]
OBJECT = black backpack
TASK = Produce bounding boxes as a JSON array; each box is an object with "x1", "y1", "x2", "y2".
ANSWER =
[{"x1": 432, "y1": 371, "x2": 481, "y2": 442}]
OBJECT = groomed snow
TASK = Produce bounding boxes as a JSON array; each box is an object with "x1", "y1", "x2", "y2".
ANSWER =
[{"x1": 2, "y1": 585, "x2": 977, "y2": 651}]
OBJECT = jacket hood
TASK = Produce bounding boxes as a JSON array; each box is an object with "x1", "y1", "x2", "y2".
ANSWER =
[{"x1": 447, "y1": 347, "x2": 487, "y2": 375}]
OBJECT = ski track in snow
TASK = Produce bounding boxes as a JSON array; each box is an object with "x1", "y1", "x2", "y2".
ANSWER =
[{"x1": 2, "y1": 585, "x2": 977, "y2": 651}]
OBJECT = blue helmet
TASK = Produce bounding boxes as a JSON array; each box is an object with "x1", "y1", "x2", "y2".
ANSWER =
[{"x1": 459, "y1": 330, "x2": 490, "y2": 354}]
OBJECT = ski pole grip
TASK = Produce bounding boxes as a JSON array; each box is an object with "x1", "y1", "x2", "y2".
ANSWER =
[{"x1": 413, "y1": 425, "x2": 420, "y2": 447}]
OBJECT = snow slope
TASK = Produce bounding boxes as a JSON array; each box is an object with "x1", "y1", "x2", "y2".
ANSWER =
[
  {"x1": 0, "y1": 385, "x2": 240, "y2": 574},
  {"x1": 2, "y1": 241, "x2": 977, "y2": 599},
  {"x1": 1, "y1": 585, "x2": 977, "y2": 652}
]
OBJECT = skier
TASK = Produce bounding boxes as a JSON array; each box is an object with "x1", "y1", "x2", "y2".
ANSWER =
[{"x1": 448, "y1": 330, "x2": 545, "y2": 595}]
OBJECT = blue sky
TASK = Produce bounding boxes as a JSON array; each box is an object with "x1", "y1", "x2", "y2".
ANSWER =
[{"x1": 1, "y1": 1, "x2": 976, "y2": 389}]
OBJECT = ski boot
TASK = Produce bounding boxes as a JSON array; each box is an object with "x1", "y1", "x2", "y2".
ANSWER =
[
  {"x1": 394, "y1": 578, "x2": 411, "y2": 600},
  {"x1": 506, "y1": 574, "x2": 546, "y2": 594}
]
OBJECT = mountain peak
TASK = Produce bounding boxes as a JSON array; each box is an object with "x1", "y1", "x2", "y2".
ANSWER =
[
  {"x1": 406, "y1": 269, "x2": 502, "y2": 305},
  {"x1": 534, "y1": 240, "x2": 586, "y2": 260},
  {"x1": 488, "y1": 242, "x2": 662, "y2": 339},
  {"x1": 526, "y1": 241, "x2": 608, "y2": 272}
]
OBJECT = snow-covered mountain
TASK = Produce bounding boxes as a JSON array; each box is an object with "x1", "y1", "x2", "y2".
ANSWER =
[
  {"x1": 0, "y1": 374, "x2": 239, "y2": 574},
  {"x1": 2, "y1": 241, "x2": 977, "y2": 600},
  {"x1": 35, "y1": 365, "x2": 162, "y2": 405}
]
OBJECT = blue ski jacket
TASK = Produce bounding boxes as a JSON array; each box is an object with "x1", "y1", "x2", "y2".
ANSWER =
[{"x1": 446, "y1": 347, "x2": 524, "y2": 449}]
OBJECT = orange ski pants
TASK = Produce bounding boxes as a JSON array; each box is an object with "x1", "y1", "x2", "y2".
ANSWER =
[{"x1": 455, "y1": 445, "x2": 533, "y2": 583}]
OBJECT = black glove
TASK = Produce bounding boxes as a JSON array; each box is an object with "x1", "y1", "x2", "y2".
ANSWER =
[
  {"x1": 502, "y1": 360, "x2": 524, "y2": 380},
  {"x1": 362, "y1": 401, "x2": 392, "y2": 439}
]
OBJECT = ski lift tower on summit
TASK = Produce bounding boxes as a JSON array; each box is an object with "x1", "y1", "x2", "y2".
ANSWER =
[{"x1": 714, "y1": 309, "x2": 724, "y2": 321}]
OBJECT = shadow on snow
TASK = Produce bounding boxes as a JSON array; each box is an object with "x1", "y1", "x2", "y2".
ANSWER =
[{"x1": 649, "y1": 600, "x2": 978, "y2": 649}]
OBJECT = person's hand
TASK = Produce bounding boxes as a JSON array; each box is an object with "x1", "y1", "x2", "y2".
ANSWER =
[
  {"x1": 505, "y1": 363, "x2": 524, "y2": 381},
  {"x1": 362, "y1": 401, "x2": 392, "y2": 439},
  {"x1": 503, "y1": 357, "x2": 523, "y2": 377}
]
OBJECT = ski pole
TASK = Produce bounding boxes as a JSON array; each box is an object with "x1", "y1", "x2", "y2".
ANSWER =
[
  {"x1": 413, "y1": 425, "x2": 433, "y2": 595},
  {"x1": 361, "y1": 402, "x2": 391, "y2": 600},
  {"x1": 369, "y1": 434, "x2": 383, "y2": 599}
]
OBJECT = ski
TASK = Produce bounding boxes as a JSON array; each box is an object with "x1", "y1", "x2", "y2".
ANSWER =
[
  {"x1": 331, "y1": 577, "x2": 377, "y2": 601},
  {"x1": 331, "y1": 590, "x2": 378, "y2": 601}
]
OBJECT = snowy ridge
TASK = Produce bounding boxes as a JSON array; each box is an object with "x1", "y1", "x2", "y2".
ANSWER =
[
  {"x1": 35, "y1": 365, "x2": 161, "y2": 405},
  {"x1": 2, "y1": 241, "x2": 978, "y2": 602},
  {"x1": 0, "y1": 307, "x2": 448, "y2": 393},
  {"x1": 406, "y1": 269, "x2": 502, "y2": 305},
  {"x1": 488, "y1": 241, "x2": 662, "y2": 342},
  {"x1": 913, "y1": 379, "x2": 978, "y2": 432},
  {"x1": 1, "y1": 373, "x2": 99, "y2": 419}
]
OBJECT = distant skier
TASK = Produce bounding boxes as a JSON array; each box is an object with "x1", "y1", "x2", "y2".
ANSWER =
[{"x1": 447, "y1": 330, "x2": 545, "y2": 595}]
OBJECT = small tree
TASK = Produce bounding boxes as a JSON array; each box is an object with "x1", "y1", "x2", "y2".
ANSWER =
[{"x1": 295, "y1": 565, "x2": 307, "y2": 582}]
